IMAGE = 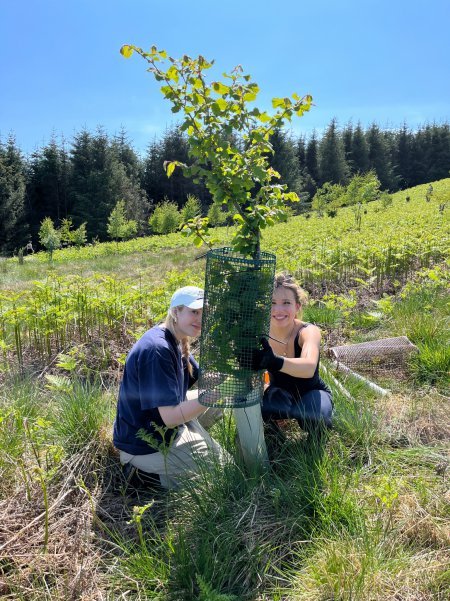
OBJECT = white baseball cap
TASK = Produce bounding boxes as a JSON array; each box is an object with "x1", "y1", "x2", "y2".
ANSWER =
[{"x1": 170, "y1": 286, "x2": 204, "y2": 309}]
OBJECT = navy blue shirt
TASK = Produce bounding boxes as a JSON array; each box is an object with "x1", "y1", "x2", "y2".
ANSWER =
[{"x1": 113, "y1": 326, "x2": 199, "y2": 455}]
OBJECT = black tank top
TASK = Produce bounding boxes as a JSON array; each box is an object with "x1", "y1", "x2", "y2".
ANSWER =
[{"x1": 269, "y1": 323, "x2": 330, "y2": 399}]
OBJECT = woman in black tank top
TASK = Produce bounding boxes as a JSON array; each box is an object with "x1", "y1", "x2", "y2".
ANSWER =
[{"x1": 260, "y1": 273, "x2": 333, "y2": 432}]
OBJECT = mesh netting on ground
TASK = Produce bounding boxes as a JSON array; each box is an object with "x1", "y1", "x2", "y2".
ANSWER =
[
  {"x1": 328, "y1": 336, "x2": 419, "y2": 374},
  {"x1": 198, "y1": 248, "x2": 276, "y2": 409}
]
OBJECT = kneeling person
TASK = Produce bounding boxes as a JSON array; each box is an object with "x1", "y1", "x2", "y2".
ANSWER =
[{"x1": 113, "y1": 286, "x2": 226, "y2": 489}]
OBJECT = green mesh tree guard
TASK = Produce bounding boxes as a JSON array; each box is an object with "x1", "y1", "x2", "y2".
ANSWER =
[{"x1": 198, "y1": 248, "x2": 276, "y2": 409}]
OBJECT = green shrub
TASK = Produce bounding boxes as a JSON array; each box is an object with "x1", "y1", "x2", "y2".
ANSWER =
[
  {"x1": 180, "y1": 194, "x2": 201, "y2": 223},
  {"x1": 39, "y1": 217, "x2": 61, "y2": 260},
  {"x1": 149, "y1": 199, "x2": 181, "y2": 234}
]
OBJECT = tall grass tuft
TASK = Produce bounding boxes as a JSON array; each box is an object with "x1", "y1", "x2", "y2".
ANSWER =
[{"x1": 48, "y1": 377, "x2": 114, "y2": 454}]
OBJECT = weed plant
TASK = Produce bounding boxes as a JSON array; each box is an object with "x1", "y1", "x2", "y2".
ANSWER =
[{"x1": 47, "y1": 377, "x2": 115, "y2": 454}]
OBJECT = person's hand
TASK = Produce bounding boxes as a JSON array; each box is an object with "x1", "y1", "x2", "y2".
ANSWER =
[{"x1": 240, "y1": 338, "x2": 284, "y2": 373}]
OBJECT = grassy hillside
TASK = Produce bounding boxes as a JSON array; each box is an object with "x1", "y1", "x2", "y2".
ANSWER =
[
  {"x1": 1, "y1": 178, "x2": 449, "y2": 289},
  {"x1": 0, "y1": 180, "x2": 448, "y2": 600}
]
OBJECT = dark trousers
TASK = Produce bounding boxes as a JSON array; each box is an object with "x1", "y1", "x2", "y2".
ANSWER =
[{"x1": 262, "y1": 387, "x2": 333, "y2": 431}]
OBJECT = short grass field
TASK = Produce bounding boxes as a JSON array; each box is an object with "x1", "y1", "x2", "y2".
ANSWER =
[{"x1": 0, "y1": 180, "x2": 448, "y2": 600}]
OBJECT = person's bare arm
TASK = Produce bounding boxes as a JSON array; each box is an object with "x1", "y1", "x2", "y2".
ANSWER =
[
  {"x1": 277, "y1": 325, "x2": 321, "y2": 379},
  {"x1": 158, "y1": 396, "x2": 205, "y2": 427}
]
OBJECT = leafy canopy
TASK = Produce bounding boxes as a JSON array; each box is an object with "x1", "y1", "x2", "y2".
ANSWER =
[{"x1": 120, "y1": 44, "x2": 312, "y2": 257}]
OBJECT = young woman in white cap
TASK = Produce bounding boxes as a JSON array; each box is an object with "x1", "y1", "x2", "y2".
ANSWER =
[{"x1": 113, "y1": 285, "x2": 226, "y2": 489}]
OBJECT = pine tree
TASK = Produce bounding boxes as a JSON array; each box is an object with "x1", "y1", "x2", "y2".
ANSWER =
[
  {"x1": 107, "y1": 199, "x2": 137, "y2": 244},
  {"x1": 305, "y1": 132, "x2": 320, "y2": 195},
  {"x1": 394, "y1": 124, "x2": 413, "y2": 189},
  {"x1": 296, "y1": 136, "x2": 307, "y2": 172},
  {"x1": 180, "y1": 194, "x2": 201, "y2": 222},
  {"x1": 0, "y1": 135, "x2": 28, "y2": 254},
  {"x1": 38, "y1": 217, "x2": 60, "y2": 260},
  {"x1": 142, "y1": 138, "x2": 162, "y2": 208},
  {"x1": 142, "y1": 126, "x2": 210, "y2": 212},
  {"x1": 409, "y1": 126, "x2": 432, "y2": 186},
  {"x1": 110, "y1": 127, "x2": 150, "y2": 232},
  {"x1": 318, "y1": 118, "x2": 349, "y2": 185},
  {"x1": 26, "y1": 137, "x2": 71, "y2": 242},
  {"x1": 159, "y1": 126, "x2": 191, "y2": 206},
  {"x1": 69, "y1": 128, "x2": 147, "y2": 240},
  {"x1": 366, "y1": 124, "x2": 396, "y2": 190},
  {"x1": 295, "y1": 135, "x2": 315, "y2": 205},
  {"x1": 69, "y1": 128, "x2": 114, "y2": 239},
  {"x1": 428, "y1": 123, "x2": 450, "y2": 182},
  {"x1": 149, "y1": 199, "x2": 181, "y2": 234},
  {"x1": 342, "y1": 122, "x2": 353, "y2": 168},
  {"x1": 111, "y1": 126, "x2": 142, "y2": 180},
  {"x1": 351, "y1": 123, "x2": 370, "y2": 174},
  {"x1": 267, "y1": 128, "x2": 302, "y2": 196}
]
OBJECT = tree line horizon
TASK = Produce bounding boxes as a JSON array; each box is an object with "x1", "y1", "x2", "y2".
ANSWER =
[{"x1": 0, "y1": 118, "x2": 449, "y2": 255}]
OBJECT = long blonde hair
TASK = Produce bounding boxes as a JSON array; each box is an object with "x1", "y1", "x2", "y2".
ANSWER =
[{"x1": 164, "y1": 307, "x2": 193, "y2": 376}]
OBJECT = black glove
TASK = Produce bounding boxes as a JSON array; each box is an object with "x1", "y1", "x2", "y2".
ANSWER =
[{"x1": 250, "y1": 337, "x2": 284, "y2": 372}]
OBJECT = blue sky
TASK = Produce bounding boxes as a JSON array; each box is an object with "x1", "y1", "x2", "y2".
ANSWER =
[{"x1": 1, "y1": 0, "x2": 449, "y2": 156}]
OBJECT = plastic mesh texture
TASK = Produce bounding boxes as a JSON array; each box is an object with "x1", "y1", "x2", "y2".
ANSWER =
[
  {"x1": 328, "y1": 336, "x2": 418, "y2": 373},
  {"x1": 198, "y1": 248, "x2": 276, "y2": 408}
]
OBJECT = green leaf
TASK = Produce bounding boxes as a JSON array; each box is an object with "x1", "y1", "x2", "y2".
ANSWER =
[
  {"x1": 120, "y1": 45, "x2": 134, "y2": 58},
  {"x1": 167, "y1": 65, "x2": 179, "y2": 82},
  {"x1": 212, "y1": 82, "x2": 230, "y2": 94},
  {"x1": 272, "y1": 97, "x2": 285, "y2": 108},
  {"x1": 165, "y1": 162, "x2": 176, "y2": 177},
  {"x1": 212, "y1": 98, "x2": 227, "y2": 114},
  {"x1": 258, "y1": 112, "x2": 271, "y2": 123}
]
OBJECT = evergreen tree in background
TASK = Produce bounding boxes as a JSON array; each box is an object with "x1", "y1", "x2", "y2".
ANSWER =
[
  {"x1": 38, "y1": 216, "x2": 60, "y2": 260},
  {"x1": 107, "y1": 199, "x2": 137, "y2": 244},
  {"x1": 69, "y1": 128, "x2": 147, "y2": 240},
  {"x1": 0, "y1": 135, "x2": 28, "y2": 253},
  {"x1": 142, "y1": 138, "x2": 161, "y2": 210},
  {"x1": 295, "y1": 135, "x2": 315, "y2": 204},
  {"x1": 350, "y1": 122, "x2": 370, "y2": 175},
  {"x1": 427, "y1": 123, "x2": 450, "y2": 182},
  {"x1": 305, "y1": 132, "x2": 320, "y2": 195},
  {"x1": 394, "y1": 124, "x2": 413, "y2": 188},
  {"x1": 1, "y1": 119, "x2": 450, "y2": 255},
  {"x1": 142, "y1": 126, "x2": 208, "y2": 211},
  {"x1": 180, "y1": 194, "x2": 201, "y2": 223},
  {"x1": 318, "y1": 118, "x2": 349, "y2": 186},
  {"x1": 409, "y1": 127, "x2": 431, "y2": 187},
  {"x1": 366, "y1": 123, "x2": 396, "y2": 190},
  {"x1": 149, "y1": 199, "x2": 181, "y2": 234},
  {"x1": 111, "y1": 126, "x2": 142, "y2": 180},
  {"x1": 267, "y1": 129, "x2": 302, "y2": 197},
  {"x1": 26, "y1": 137, "x2": 71, "y2": 243},
  {"x1": 296, "y1": 136, "x2": 307, "y2": 174},
  {"x1": 110, "y1": 127, "x2": 150, "y2": 233},
  {"x1": 342, "y1": 122, "x2": 353, "y2": 167}
]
